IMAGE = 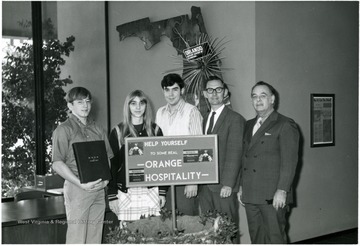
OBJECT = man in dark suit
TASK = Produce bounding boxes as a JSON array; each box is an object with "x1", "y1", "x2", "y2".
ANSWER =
[
  {"x1": 198, "y1": 76, "x2": 245, "y2": 242},
  {"x1": 238, "y1": 81, "x2": 300, "y2": 244}
]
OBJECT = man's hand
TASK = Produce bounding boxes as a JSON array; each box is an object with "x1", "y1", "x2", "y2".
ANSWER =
[
  {"x1": 109, "y1": 200, "x2": 120, "y2": 215},
  {"x1": 184, "y1": 185, "x2": 198, "y2": 198},
  {"x1": 160, "y1": 196, "x2": 166, "y2": 208},
  {"x1": 220, "y1": 185, "x2": 232, "y2": 198},
  {"x1": 273, "y1": 189, "x2": 287, "y2": 210},
  {"x1": 80, "y1": 179, "x2": 108, "y2": 192},
  {"x1": 237, "y1": 186, "x2": 245, "y2": 206},
  {"x1": 99, "y1": 180, "x2": 109, "y2": 190}
]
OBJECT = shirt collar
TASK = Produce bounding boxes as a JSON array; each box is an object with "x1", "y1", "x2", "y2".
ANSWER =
[
  {"x1": 210, "y1": 104, "x2": 225, "y2": 115},
  {"x1": 69, "y1": 113, "x2": 94, "y2": 127},
  {"x1": 165, "y1": 98, "x2": 185, "y2": 114},
  {"x1": 257, "y1": 108, "x2": 274, "y2": 122}
]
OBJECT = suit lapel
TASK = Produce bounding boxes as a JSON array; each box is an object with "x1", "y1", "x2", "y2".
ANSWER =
[
  {"x1": 211, "y1": 106, "x2": 228, "y2": 134},
  {"x1": 245, "y1": 118, "x2": 256, "y2": 144},
  {"x1": 248, "y1": 111, "x2": 278, "y2": 150}
]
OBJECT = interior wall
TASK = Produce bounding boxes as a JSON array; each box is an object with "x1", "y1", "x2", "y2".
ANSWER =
[
  {"x1": 255, "y1": 2, "x2": 358, "y2": 242},
  {"x1": 108, "y1": 1, "x2": 255, "y2": 243},
  {"x1": 108, "y1": 1, "x2": 256, "y2": 126},
  {"x1": 57, "y1": 2, "x2": 108, "y2": 129}
]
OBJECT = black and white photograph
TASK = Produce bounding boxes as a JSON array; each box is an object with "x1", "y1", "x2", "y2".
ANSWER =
[{"x1": 1, "y1": 1, "x2": 358, "y2": 244}]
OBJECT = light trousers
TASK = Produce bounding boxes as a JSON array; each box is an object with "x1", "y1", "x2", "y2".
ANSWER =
[{"x1": 63, "y1": 180, "x2": 106, "y2": 244}]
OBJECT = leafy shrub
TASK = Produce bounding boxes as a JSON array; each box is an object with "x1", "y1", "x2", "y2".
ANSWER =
[
  {"x1": 1, "y1": 19, "x2": 74, "y2": 197},
  {"x1": 105, "y1": 210, "x2": 238, "y2": 244}
]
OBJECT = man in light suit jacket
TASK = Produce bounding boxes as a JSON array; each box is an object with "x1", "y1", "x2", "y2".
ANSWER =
[
  {"x1": 238, "y1": 81, "x2": 300, "y2": 244},
  {"x1": 199, "y1": 76, "x2": 245, "y2": 242}
]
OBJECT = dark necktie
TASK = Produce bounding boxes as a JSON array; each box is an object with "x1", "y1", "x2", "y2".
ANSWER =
[{"x1": 207, "y1": 112, "x2": 216, "y2": 134}]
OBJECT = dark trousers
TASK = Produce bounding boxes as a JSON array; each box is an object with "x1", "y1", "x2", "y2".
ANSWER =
[
  {"x1": 245, "y1": 203, "x2": 288, "y2": 244},
  {"x1": 164, "y1": 185, "x2": 199, "y2": 216},
  {"x1": 198, "y1": 185, "x2": 240, "y2": 243}
]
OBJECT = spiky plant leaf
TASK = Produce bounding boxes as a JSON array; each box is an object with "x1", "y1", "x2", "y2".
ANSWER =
[{"x1": 164, "y1": 34, "x2": 232, "y2": 113}]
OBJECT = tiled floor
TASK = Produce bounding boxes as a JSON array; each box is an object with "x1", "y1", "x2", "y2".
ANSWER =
[{"x1": 294, "y1": 228, "x2": 358, "y2": 244}]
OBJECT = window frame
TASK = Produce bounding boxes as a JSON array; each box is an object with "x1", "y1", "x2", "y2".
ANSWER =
[{"x1": 32, "y1": 2, "x2": 47, "y2": 175}]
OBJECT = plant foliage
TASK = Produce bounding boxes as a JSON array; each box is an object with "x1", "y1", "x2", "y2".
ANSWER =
[
  {"x1": 1, "y1": 19, "x2": 74, "y2": 197},
  {"x1": 165, "y1": 34, "x2": 231, "y2": 115},
  {"x1": 105, "y1": 210, "x2": 238, "y2": 244}
]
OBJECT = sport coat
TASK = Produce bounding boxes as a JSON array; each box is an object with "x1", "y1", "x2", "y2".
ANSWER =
[
  {"x1": 240, "y1": 111, "x2": 299, "y2": 204},
  {"x1": 203, "y1": 106, "x2": 245, "y2": 193}
]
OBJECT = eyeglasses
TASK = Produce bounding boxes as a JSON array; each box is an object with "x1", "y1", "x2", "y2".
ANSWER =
[{"x1": 205, "y1": 87, "x2": 224, "y2": 94}]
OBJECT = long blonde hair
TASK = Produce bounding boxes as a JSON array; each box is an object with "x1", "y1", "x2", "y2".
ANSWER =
[{"x1": 119, "y1": 90, "x2": 154, "y2": 144}]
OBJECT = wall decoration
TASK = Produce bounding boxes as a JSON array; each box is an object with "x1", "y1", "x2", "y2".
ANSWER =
[
  {"x1": 116, "y1": 6, "x2": 207, "y2": 52},
  {"x1": 310, "y1": 94, "x2": 335, "y2": 147},
  {"x1": 116, "y1": 6, "x2": 229, "y2": 115},
  {"x1": 165, "y1": 34, "x2": 231, "y2": 115}
]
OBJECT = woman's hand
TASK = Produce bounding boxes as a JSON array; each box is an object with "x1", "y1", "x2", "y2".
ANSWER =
[
  {"x1": 160, "y1": 196, "x2": 166, "y2": 208},
  {"x1": 109, "y1": 200, "x2": 120, "y2": 214}
]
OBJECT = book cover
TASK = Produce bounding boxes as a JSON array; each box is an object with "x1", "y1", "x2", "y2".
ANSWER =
[{"x1": 72, "y1": 140, "x2": 111, "y2": 183}]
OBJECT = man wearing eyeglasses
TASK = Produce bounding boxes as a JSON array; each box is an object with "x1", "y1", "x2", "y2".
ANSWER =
[
  {"x1": 198, "y1": 76, "x2": 245, "y2": 243},
  {"x1": 238, "y1": 81, "x2": 300, "y2": 244},
  {"x1": 52, "y1": 87, "x2": 113, "y2": 243}
]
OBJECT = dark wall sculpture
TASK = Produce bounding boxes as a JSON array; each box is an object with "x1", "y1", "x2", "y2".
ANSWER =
[{"x1": 116, "y1": 6, "x2": 207, "y2": 54}]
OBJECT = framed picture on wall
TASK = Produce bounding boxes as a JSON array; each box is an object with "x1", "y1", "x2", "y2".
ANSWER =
[{"x1": 310, "y1": 94, "x2": 335, "y2": 147}]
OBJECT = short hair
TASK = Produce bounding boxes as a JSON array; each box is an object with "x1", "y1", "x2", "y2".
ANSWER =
[
  {"x1": 251, "y1": 81, "x2": 276, "y2": 96},
  {"x1": 204, "y1": 76, "x2": 225, "y2": 88},
  {"x1": 66, "y1": 87, "x2": 92, "y2": 103},
  {"x1": 161, "y1": 73, "x2": 185, "y2": 89},
  {"x1": 252, "y1": 81, "x2": 279, "y2": 109}
]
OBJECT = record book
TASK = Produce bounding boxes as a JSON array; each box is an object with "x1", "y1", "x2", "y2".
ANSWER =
[{"x1": 72, "y1": 140, "x2": 111, "y2": 183}]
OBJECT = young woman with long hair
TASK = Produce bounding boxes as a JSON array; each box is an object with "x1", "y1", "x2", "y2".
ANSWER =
[{"x1": 107, "y1": 90, "x2": 166, "y2": 222}]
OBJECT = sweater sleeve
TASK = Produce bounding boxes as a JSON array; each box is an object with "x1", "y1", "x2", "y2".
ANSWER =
[{"x1": 107, "y1": 128, "x2": 120, "y2": 201}]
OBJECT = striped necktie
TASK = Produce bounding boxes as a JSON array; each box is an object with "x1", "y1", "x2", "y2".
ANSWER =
[{"x1": 252, "y1": 117, "x2": 262, "y2": 136}]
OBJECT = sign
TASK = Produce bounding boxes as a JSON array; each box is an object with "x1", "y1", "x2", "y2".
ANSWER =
[
  {"x1": 125, "y1": 135, "x2": 218, "y2": 187},
  {"x1": 183, "y1": 42, "x2": 212, "y2": 61}
]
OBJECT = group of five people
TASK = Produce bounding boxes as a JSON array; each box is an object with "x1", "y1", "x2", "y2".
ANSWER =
[{"x1": 52, "y1": 73, "x2": 299, "y2": 244}]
